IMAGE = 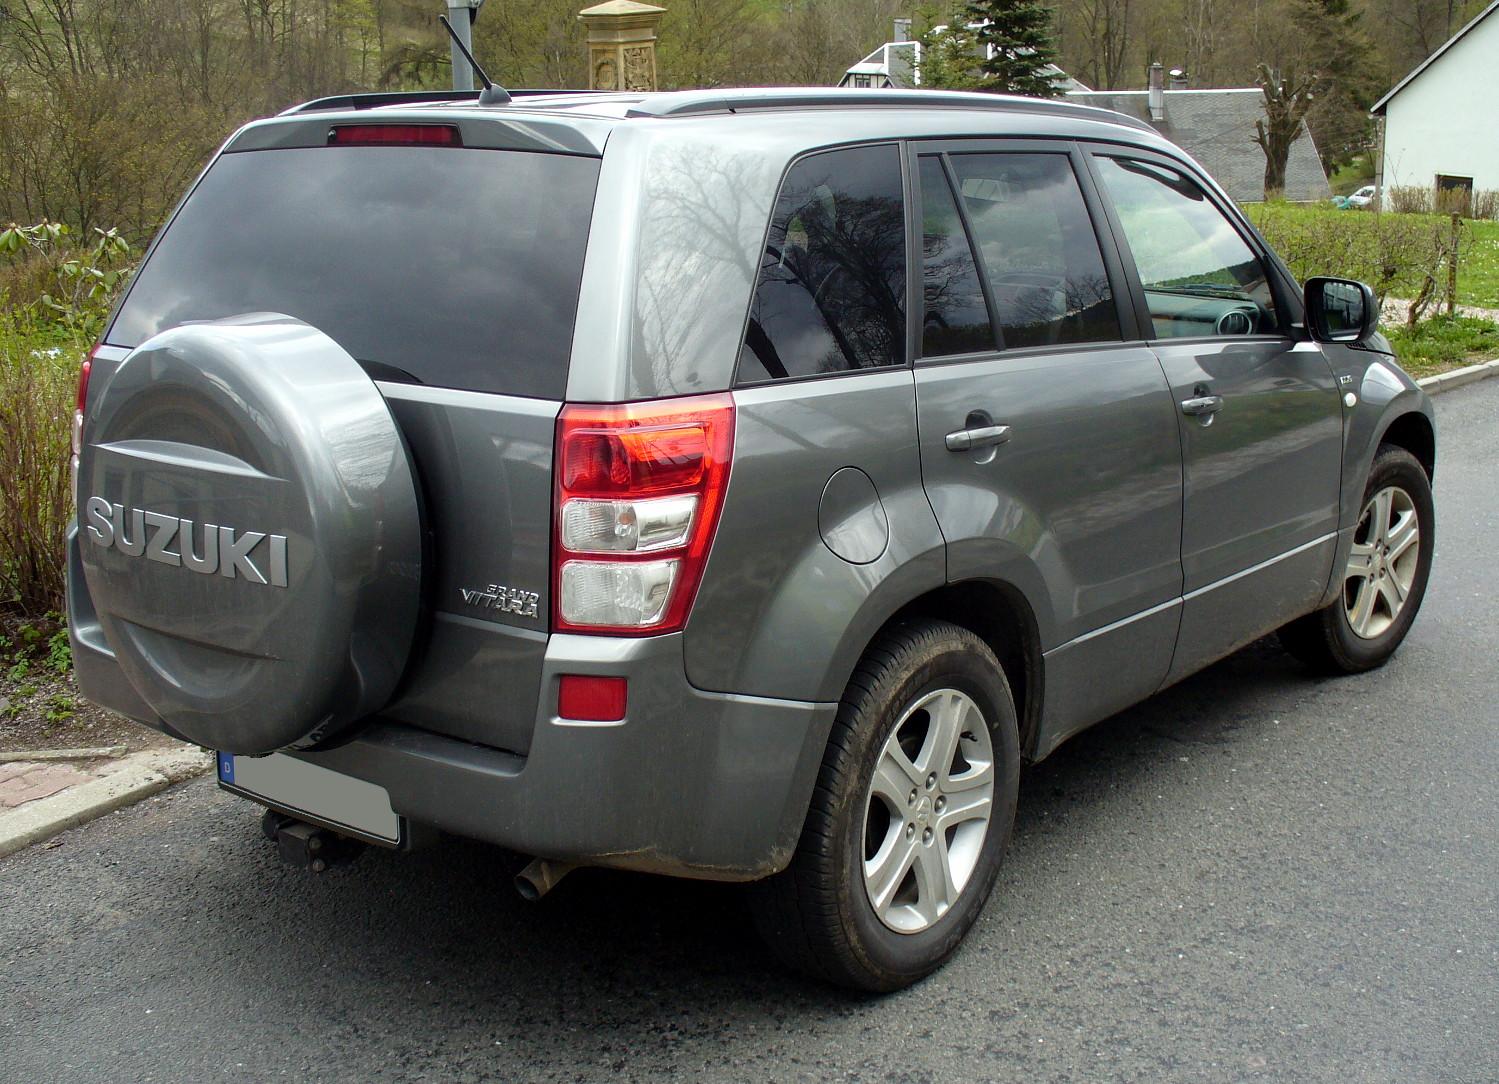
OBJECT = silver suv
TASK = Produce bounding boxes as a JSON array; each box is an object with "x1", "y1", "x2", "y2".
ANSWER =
[{"x1": 68, "y1": 88, "x2": 1436, "y2": 991}]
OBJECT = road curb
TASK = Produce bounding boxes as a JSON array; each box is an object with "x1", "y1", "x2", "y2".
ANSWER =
[
  {"x1": 0, "y1": 746, "x2": 211, "y2": 859},
  {"x1": 1416, "y1": 357, "x2": 1499, "y2": 395}
]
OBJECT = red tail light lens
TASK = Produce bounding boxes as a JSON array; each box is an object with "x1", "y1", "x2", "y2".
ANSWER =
[
  {"x1": 76, "y1": 352, "x2": 92, "y2": 415},
  {"x1": 562, "y1": 425, "x2": 708, "y2": 495},
  {"x1": 554, "y1": 393, "x2": 734, "y2": 635},
  {"x1": 328, "y1": 124, "x2": 462, "y2": 147},
  {"x1": 71, "y1": 346, "x2": 97, "y2": 509}
]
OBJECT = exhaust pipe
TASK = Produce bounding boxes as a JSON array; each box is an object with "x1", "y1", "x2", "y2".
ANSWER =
[{"x1": 514, "y1": 857, "x2": 577, "y2": 901}]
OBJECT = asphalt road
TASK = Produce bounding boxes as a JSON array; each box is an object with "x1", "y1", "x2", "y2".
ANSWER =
[{"x1": 4, "y1": 381, "x2": 1497, "y2": 1084}]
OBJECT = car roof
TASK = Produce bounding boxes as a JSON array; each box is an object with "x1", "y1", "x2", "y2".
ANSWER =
[
  {"x1": 230, "y1": 86, "x2": 1180, "y2": 169},
  {"x1": 280, "y1": 85, "x2": 1156, "y2": 133}
]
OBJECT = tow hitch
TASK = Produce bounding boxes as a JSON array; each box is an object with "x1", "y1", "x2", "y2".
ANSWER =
[{"x1": 261, "y1": 810, "x2": 364, "y2": 872}]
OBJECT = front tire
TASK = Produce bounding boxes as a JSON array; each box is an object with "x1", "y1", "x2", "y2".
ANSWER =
[
  {"x1": 1280, "y1": 444, "x2": 1434, "y2": 673},
  {"x1": 753, "y1": 620, "x2": 1020, "y2": 992}
]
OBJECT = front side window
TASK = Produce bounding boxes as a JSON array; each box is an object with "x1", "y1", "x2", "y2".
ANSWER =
[
  {"x1": 1094, "y1": 156, "x2": 1281, "y2": 338},
  {"x1": 737, "y1": 144, "x2": 906, "y2": 383},
  {"x1": 947, "y1": 152, "x2": 1121, "y2": 349}
]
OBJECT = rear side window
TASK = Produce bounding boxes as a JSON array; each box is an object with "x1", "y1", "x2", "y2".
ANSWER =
[
  {"x1": 737, "y1": 144, "x2": 906, "y2": 384},
  {"x1": 947, "y1": 153, "x2": 1121, "y2": 349},
  {"x1": 108, "y1": 146, "x2": 601, "y2": 398},
  {"x1": 918, "y1": 156, "x2": 995, "y2": 357}
]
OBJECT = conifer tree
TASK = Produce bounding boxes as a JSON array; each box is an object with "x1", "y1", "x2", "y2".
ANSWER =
[{"x1": 962, "y1": 0, "x2": 1062, "y2": 98}]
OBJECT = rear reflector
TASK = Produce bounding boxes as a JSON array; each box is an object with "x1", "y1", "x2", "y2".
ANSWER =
[
  {"x1": 328, "y1": 124, "x2": 462, "y2": 147},
  {"x1": 557, "y1": 675, "x2": 628, "y2": 722}
]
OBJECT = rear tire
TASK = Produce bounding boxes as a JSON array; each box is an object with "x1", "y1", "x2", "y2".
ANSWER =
[
  {"x1": 1280, "y1": 445, "x2": 1433, "y2": 674},
  {"x1": 753, "y1": 620, "x2": 1020, "y2": 992}
]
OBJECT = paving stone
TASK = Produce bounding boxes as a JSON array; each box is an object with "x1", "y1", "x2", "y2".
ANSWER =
[
  {"x1": 0, "y1": 764, "x2": 91, "y2": 808},
  {"x1": 0, "y1": 762, "x2": 38, "y2": 786}
]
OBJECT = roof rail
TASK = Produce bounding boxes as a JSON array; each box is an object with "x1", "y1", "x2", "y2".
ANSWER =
[
  {"x1": 282, "y1": 88, "x2": 608, "y2": 116},
  {"x1": 623, "y1": 87, "x2": 1155, "y2": 132}
]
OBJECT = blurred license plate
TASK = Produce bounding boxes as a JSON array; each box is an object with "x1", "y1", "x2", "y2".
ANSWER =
[{"x1": 217, "y1": 752, "x2": 402, "y2": 845}]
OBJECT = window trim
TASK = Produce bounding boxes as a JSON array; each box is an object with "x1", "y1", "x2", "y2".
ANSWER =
[
  {"x1": 1079, "y1": 143, "x2": 1304, "y2": 345},
  {"x1": 905, "y1": 138, "x2": 1141, "y2": 365},
  {"x1": 731, "y1": 140, "x2": 913, "y2": 389}
]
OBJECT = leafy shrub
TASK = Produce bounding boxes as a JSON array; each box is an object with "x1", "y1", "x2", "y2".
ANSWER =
[
  {"x1": 1248, "y1": 202, "x2": 1466, "y2": 318},
  {"x1": 0, "y1": 222, "x2": 134, "y2": 617},
  {"x1": 1388, "y1": 186, "x2": 1433, "y2": 215}
]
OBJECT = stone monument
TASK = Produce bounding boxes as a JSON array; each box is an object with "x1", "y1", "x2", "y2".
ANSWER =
[{"x1": 578, "y1": 1, "x2": 665, "y2": 93}]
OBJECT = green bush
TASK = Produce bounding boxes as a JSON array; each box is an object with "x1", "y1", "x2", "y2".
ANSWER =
[
  {"x1": 1247, "y1": 202, "x2": 1465, "y2": 318},
  {"x1": 0, "y1": 222, "x2": 134, "y2": 617}
]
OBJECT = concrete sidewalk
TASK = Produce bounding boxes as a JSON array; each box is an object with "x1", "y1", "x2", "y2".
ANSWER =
[{"x1": 0, "y1": 745, "x2": 210, "y2": 858}]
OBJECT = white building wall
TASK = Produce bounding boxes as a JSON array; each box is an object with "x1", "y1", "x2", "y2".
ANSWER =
[{"x1": 1381, "y1": 12, "x2": 1499, "y2": 195}]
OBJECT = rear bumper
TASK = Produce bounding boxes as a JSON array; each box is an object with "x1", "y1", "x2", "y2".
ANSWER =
[
  {"x1": 70, "y1": 538, "x2": 835, "y2": 880},
  {"x1": 290, "y1": 628, "x2": 835, "y2": 879}
]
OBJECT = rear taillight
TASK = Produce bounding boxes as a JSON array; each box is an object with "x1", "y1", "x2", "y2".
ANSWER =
[
  {"x1": 328, "y1": 124, "x2": 462, "y2": 147},
  {"x1": 71, "y1": 347, "x2": 96, "y2": 510},
  {"x1": 554, "y1": 393, "x2": 734, "y2": 635}
]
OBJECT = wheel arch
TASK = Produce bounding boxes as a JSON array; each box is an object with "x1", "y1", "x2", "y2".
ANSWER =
[
  {"x1": 1379, "y1": 409, "x2": 1436, "y2": 480},
  {"x1": 874, "y1": 580, "x2": 1046, "y2": 761}
]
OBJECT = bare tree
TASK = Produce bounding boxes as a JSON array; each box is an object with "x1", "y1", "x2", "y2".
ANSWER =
[
  {"x1": 1073, "y1": 0, "x2": 1133, "y2": 88},
  {"x1": 1252, "y1": 61, "x2": 1317, "y2": 197}
]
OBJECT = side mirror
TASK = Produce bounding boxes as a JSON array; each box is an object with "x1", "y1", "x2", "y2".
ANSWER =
[{"x1": 1305, "y1": 276, "x2": 1379, "y2": 343}]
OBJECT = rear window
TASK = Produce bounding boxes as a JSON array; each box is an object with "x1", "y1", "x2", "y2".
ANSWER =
[{"x1": 108, "y1": 145, "x2": 600, "y2": 398}]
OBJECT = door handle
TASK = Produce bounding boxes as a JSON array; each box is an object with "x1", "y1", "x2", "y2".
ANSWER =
[
  {"x1": 1180, "y1": 395, "x2": 1224, "y2": 417},
  {"x1": 944, "y1": 424, "x2": 1011, "y2": 452}
]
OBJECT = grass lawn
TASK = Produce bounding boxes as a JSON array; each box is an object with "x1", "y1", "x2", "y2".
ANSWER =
[
  {"x1": 1381, "y1": 315, "x2": 1499, "y2": 377},
  {"x1": 1242, "y1": 202, "x2": 1499, "y2": 310},
  {"x1": 1326, "y1": 154, "x2": 1376, "y2": 196}
]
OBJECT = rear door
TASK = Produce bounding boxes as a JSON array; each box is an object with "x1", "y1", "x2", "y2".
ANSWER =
[
  {"x1": 1086, "y1": 149, "x2": 1343, "y2": 682},
  {"x1": 101, "y1": 130, "x2": 601, "y2": 754},
  {"x1": 909, "y1": 141, "x2": 1184, "y2": 752}
]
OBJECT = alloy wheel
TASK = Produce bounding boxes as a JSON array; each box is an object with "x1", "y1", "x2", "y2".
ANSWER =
[
  {"x1": 1343, "y1": 485, "x2": 1420, "y2": 640},
  {"x1": 861, "y1": 688, "x2": 994, "y2": 934}
]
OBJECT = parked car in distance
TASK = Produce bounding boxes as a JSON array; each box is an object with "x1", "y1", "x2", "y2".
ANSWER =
[
  {"x1": 1338, "y1": 184, "x2": 1379, "y2": 209},
  {"x1": 68, "y1": 87, "x2": 1436, "y2": 992}
]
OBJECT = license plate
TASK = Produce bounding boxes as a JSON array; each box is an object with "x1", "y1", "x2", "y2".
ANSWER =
[{"x1": 218, "y1": 752, "x2": 403, "y2": 845}]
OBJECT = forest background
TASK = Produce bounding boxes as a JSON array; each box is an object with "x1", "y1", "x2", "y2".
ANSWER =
[{"x1": 1, "y1": 0, "x2": 1488, "y2": 241}]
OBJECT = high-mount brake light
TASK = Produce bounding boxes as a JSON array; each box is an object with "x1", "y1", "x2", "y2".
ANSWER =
[
  {"x1": 71, "y1": 346, "x2": 97, "y2": 510},
  {"x1": 328, "y1": 124, "x2": 463, "y2": 147},
  {"x1": 554, "y1": 394, "x2": 734, "y2": 635}
]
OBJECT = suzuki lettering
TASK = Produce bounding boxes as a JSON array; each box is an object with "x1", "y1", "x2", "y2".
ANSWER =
[{"x1": 83, "y1": 496, "x2": 289, "y2": 587}]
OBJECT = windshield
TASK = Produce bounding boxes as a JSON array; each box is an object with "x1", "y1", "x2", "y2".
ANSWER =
[{"x1": 108, "y1": 145, "x2": 601, "y2": 398}]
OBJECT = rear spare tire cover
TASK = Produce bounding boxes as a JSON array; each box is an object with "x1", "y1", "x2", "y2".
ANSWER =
[{"x1": 78, "y1": 315, "x2": 422, "y2": 754}]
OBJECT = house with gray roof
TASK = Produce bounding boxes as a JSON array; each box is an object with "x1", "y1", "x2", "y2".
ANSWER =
[
  {"x1": 837, "y1": 36, "x2": 1328, "y2": 203},
  {"x1": 1068, "y1": 79, "x2": 1330, "y2": 202}
]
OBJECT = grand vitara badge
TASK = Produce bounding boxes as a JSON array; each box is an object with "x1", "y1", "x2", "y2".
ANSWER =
[
  {"x1": 84, "y1": 497, "x2": 289, "y2": 587},
  {"x1": 460, "y1": 582, "x2": 540, "y2": 619}
]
